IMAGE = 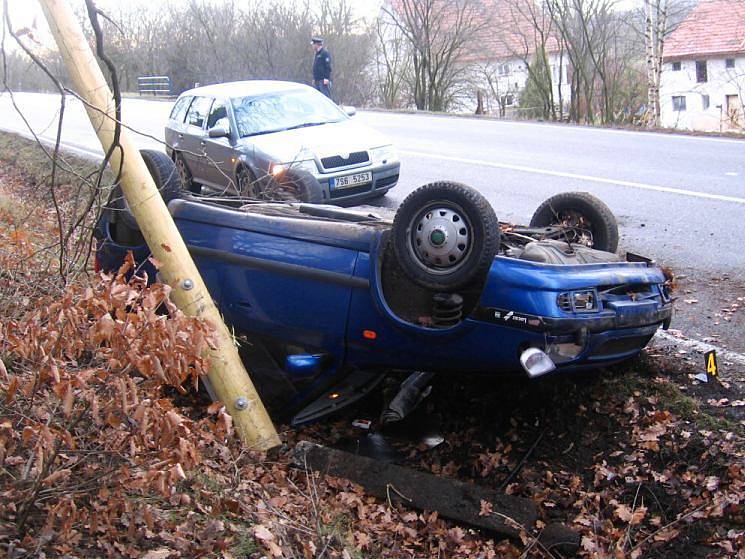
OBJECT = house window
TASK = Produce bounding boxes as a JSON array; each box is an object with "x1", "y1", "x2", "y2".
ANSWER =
[
  {"x1": 672, "y1": 95, "x2": 686, "y2": 111},
  {"x1": 696, "y1": 60, "x2": 707, "y2": 82},
  {"x1": 702, "y1": 94, "x2": 710, "y2": 110},
  {"x1": 672, "y1": 61, "x2": 681, "y2": 71},
  {"x1": 726, "y1": 58, "x2": 735, "y2": 69},
  {"x1": 498, "y1": 63, "x2": 510, "y2": 76},
  {"x1": 501, "y1": 94, "x2": 514, "y2": 106}
]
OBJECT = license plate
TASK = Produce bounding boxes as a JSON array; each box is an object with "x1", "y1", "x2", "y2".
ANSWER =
[{"x1": 332, "y1": 171, "x2": 372, "y2": 189}]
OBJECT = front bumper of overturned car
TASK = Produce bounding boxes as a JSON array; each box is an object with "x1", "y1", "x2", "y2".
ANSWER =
[
  {"x1": 472, "y1": 255, "x2": 674, "y2": 371},
  {"x1": 473, "y1": 302, "x2": 673, "y2": 369}
]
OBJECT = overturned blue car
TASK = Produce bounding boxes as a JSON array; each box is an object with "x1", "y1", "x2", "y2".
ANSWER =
[{"x1": 96, "y1": 151, "x2": 673, "y2": 425}]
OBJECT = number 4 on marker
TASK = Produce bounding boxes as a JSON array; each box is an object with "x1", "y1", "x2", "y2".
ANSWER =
[{"x1": 705, "y1": 350, "x2": 719, "y2": 378}]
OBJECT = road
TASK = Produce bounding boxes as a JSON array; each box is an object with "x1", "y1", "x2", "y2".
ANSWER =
[{"x1": 2, "y1": 91, "x2": 744, "y2": 351}]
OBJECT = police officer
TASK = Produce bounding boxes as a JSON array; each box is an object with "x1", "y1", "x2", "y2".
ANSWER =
[{"x1": 311, "y1": 37, "x2": 332, "y2": 99}]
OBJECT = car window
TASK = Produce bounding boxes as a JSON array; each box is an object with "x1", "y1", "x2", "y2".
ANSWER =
[
  {"x1": 169, "y1": 96, "x2": 192, "y2": 123},
  {"x1": 207, "y1": 101, "x2": 228, "y2": 130},
  {"x1": 231, "y1": 88, "x2": 346, "y2": 138},
  {"x1": 185, "y1": 96, "x2": 213, "y2": 129}
]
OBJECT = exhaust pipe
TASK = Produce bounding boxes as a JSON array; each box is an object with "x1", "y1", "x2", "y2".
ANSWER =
[
  {"x1": 520, "y1": 348, "x2": 556, "y2": 379},
  {"x1": 380, "y1": 371, "x2": 435, "y2": 426}
]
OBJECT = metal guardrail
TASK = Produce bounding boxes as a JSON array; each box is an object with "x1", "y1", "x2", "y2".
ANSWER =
[{"x1": 137, "y1": 76, "x2": 171, "y2": 97}]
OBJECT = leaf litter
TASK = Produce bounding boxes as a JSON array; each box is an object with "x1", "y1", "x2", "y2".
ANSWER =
[{"x1": 0, "y1": 142, "x2": 743, "y2": 558}]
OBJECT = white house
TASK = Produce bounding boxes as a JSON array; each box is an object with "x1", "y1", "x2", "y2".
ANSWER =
[
  {"x1": 457, "y1": 0, "x2": 571, "y2": 116},
  {"x1": 660, "y1": 0, "x2": 745, "y2": 132},
  {"x1": 378, "y1": 0, "x2": 571, "y2": 115}
]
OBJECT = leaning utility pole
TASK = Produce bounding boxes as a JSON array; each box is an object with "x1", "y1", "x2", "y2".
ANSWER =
[{"x1": 37, "y1": 0, "x2": 280, "y2": 450}]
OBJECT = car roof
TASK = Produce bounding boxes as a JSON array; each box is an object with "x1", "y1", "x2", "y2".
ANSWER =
[{"x1": 179, "y1": 80, "x2": 310, "y2": 99}]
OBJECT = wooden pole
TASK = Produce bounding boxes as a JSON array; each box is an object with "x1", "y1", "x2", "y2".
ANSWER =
[{"x1": 38, "y1": 0, "x2": 280, "y2": 451}]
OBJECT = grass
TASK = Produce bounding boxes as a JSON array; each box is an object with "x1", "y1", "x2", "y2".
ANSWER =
[
  {"x1": 604, "y1": 367, "x2": 736, "y2": 431},
  {"x1": 230, "y1": 529, "x2": 260, "y2": 556},
  {"x1": 0, "y1": 131, "x2": 113, "y2": 191}
]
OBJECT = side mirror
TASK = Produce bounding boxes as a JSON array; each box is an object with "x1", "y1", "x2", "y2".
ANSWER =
[
  {"x1": 208, "y1": 124, "x2": 230, "y2": 138},
  {"x1": 343, "y1": 105, "x2": 356, "y2": 117}
]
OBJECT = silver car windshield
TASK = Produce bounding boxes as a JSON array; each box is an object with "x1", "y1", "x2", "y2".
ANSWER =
[{"x1": 231, "y1": 89, "x2": 346, "y2": 138}]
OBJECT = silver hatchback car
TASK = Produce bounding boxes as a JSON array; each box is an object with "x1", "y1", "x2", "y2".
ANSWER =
[{"x1": 165, "y1": 80, "x2": 400, "y2": 204}]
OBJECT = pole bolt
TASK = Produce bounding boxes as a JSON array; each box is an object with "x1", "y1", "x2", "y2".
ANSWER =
[
  {"x1": 234, "y1": 397, "x2": 249, "y2": 411},
  {"x1": 181, "y1": 278, "x2": 194, "y2": 290}
]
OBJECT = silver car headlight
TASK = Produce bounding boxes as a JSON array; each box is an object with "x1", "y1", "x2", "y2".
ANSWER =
[
  {"x1": 370, "y1": 145, "x2": 397, "y2": 165},
  {"x1": 273, "y1": 159, "x2": 318, "y2": 176}
]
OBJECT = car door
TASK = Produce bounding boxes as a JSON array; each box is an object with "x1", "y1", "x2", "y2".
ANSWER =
[
  {"x1": 201, "y1": 98, "x2": 237, "y2": 192},
  {"x1": 181, "y1": 95, "x2": 214, "y2": 182},
  {"x1": 165, "y1": 95, "x2": 192, "y2": 153}
]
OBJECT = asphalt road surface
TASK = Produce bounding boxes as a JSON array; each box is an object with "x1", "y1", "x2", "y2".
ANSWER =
[{"x1": 1, "y1": 92, "x2": 744, "y2": 351}]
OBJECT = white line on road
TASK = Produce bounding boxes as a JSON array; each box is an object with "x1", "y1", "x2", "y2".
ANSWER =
[
  {"x1": 401, "y1": 149, "x2": 745, "y2": 205},
  {"x1": 364, "y1": 109, "x2": 745, "y2": 145}
]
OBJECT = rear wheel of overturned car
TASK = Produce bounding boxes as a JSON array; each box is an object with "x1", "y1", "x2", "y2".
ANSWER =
[
  {"x1": 530, "y1": 191, "x2": 619, "y2": 253},
  {"x1": 108, "y1": 149, "x2": 182, "y2": 233},
  {"x1": 392, "y1": 181, "x2": 500, "y2": 291}
]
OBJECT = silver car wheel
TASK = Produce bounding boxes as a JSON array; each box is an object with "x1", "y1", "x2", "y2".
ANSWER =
[
  {"x1": 409, "y1": 204, "x2": 472, "y2": 274},
  {"x1": 175, "y1": 155, "x2": 192, "y2": 189},
  {"x1": 237, "y1": 167, "x2": 260, "y2": 198}
]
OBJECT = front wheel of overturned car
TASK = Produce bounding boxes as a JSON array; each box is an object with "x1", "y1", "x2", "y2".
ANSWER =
[
  {"x1": 392, "y1": 181, "x2": 500, "y2": 291},
  {"x1": 530, "y1": 191, "x2": 619, "y2": 253},
  {"x1": 108, "y1": 149, "x2": 183, "y2": 232}
]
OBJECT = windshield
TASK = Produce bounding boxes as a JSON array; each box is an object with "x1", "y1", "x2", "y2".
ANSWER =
[{"x1": 231, "y1": 89, "x2": 347, "y2": 138}]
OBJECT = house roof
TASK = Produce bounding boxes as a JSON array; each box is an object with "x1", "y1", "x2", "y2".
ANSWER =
[
  {"x1": 664, "y1": 0, "x2": 745, "y2": 61},
  {"x1": 384, "y1": 0, "x2": 561, "y2": 64},
  {"x1": 476, "y1": 0, "x2": 562, "y2": 62}
]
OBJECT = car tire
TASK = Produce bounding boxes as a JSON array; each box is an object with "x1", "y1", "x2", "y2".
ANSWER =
[
  {"x1": 175, "y1": 152, "x2": 200, "y2": 194},
  {"x1": 271, "y1": 169, "x2": 324, "y2": 203},
  {"x1": 108, "y1": 149, "x2": 183, "y2": 231},
  {"x1": 241, "y1": 167, "x2": 324, "y2": 203},
  {"x1": 392, "y1": 181, "x2": 500, "y2": 291},
  {"x1": 529, "y1": 191, "x2": 619, "y2": 253},
  {"x1": 237, "y1": 165, "x2": 260, "y2": 198}
]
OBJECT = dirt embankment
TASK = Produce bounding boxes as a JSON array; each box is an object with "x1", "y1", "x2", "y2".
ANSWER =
[{"x1": 0, "y1": 131, "x2": 742, "y2": 558}]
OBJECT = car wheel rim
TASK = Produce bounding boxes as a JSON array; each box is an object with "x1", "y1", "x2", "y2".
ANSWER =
[
  {"x1": 176, "y1": 157, "x2": 190, "y2": 187},
  {"x1": 409, "y1": 204, "x2": 472, "y2": 274},
  {"x1": 238, "y1": 170, "x2": 259, "y2": 198}
]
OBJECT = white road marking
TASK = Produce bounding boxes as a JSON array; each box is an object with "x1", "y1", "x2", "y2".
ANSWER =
[
  {"x1": 400, "y1": 149, "x2": 745, "y2": 205},
  {"x1": 725, "y1": 172, "x2": 739, "y2": 176},
  {"x1": 363, "y1": 109, "x2": 745, "y2": 145}
]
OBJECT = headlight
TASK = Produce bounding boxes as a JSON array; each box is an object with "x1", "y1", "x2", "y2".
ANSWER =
[
  {"x1": 557, "y1": 289, "x2": 598, "y2": 312},
  {"x1": 370, "y1": 145, "x2": 397, "y2": 164},
  {"x1": 272, "y1": 160, "x2": 318, "y2": 176}
]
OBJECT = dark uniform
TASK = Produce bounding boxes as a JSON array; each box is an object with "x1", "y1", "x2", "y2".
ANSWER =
[{"x1": 312, "y1": 46, "x2": 332, "y2": 99}]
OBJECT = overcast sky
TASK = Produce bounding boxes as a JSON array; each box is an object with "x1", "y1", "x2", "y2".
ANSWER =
[
  {"x1": 2, "y1": 0, "x2": 383, "y2": 35},
  {"x1": 2, "y1": 0, "x2": 645, "y2": 54}
]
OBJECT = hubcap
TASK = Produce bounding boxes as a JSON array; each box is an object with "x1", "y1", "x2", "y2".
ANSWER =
[
  {"x1": 176, "y1": 157, "x2": 189, "y2": 186},
  {"x1": 410, "y1": 205, "x2": 471, "y2": 272}
]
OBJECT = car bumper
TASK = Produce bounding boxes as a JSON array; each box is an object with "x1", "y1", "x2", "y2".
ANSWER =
[
  {"x1": 473, "y1": 302, "x2": 672, "y2": 369},
  {"x1": 316, "y1": 161, "x2": 400, "y2": 204}
]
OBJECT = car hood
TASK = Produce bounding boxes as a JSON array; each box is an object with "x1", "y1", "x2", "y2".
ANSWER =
[{"x1": 239, "y1": 120, "x2": 390, "y2": 163}]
